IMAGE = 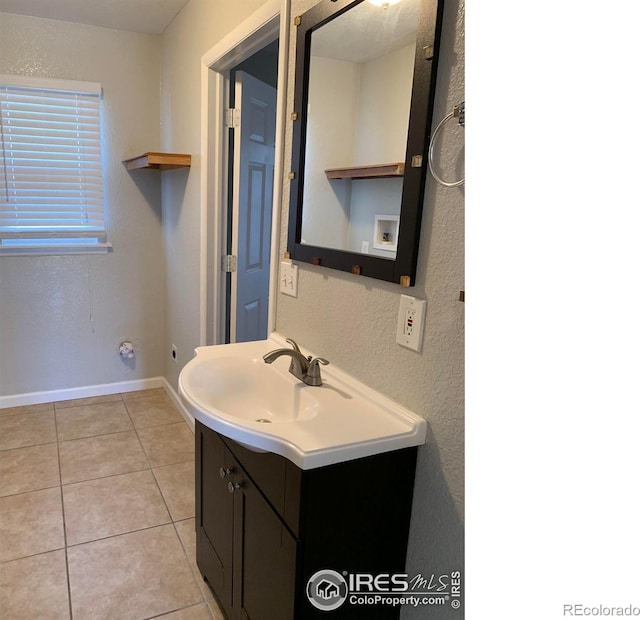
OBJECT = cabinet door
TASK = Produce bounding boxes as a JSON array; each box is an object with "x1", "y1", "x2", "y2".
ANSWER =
[
  {"x1": 233, "y1": 472, "x2": 297, "y2": 620},
  {"x1": 198, "y1": 426, "x2": 234, "y2": 612}
]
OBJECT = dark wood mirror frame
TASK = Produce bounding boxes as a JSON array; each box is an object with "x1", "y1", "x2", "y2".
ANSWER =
[{"x1": 287, "y1": 0, "x2": 444, "y2": 286}]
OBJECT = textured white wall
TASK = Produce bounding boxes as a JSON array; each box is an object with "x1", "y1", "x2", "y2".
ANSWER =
[
  {"x1": 0, "y1": 13, "x2": 165, "y2": 396},
  {"x1": 278, "y1": 1, "x2": 465, "y2": 617},
  {"x1": 302, "y1": 56, "x2": 359, "y2": 249},
  {"x1": 353, "y1": 43, "x2": 414, "y2": 165},
  {"x1": 159, "y1": 0, "x2": 269, "y2": 390}
]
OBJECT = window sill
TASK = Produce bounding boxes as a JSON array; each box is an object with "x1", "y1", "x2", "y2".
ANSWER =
[{"x1": 0, "y1": 242, "x2": 113, "y2": 257}]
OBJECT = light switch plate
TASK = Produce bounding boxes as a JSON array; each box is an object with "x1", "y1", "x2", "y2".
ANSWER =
[
  {"x1": 280, "y1": 261, "x2": 298, "y2": 297},
  {"x1": 396, "y1": 294, "x2": 426, "y2": 352}
]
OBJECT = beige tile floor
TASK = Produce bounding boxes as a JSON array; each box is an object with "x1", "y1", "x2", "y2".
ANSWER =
[{"x1": 0, "y1": 389, "x2": 223, "y2": 620}]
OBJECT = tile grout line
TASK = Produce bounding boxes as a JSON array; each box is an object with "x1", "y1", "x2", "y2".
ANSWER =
[
  {"x1": 0, "y1": 438, "x2": 58, "y2": 453},
  {"x1": 61, "y1": 464, "x2": 153, "y2": 488},
  {"x1": 54, "y1": 396, "x2": 122, "y2": 412},
  {"x1": 53, "y1": 400, "x2": 75, "y2": 620},
  {"x1": 62, "y1": 464, "x2": 186, "y2": 489},
  {"x1": 0, "y1": 481, "x2": 62, "y2": 501},
  {"x1": 143, "y1": 600, "x2": 213, "y2": 620},
  {"x1": 150, "y1": 464, "x2": 178, "y2": 523},
  {"x1": 66, "y1": 521, "x2": 175, "y2": 551},
  {"x1": 123, "y1": 391, "x2": 156, "y2": 474},
  {"x1": 56, "y1": 426, "x2": 139, "y2": 447}
]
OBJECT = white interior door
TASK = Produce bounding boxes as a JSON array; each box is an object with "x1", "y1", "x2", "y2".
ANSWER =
[{"x1": 230, "y1": 71, "x2": 277, "y2": 343}]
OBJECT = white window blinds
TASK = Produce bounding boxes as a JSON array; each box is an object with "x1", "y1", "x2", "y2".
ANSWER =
[{"x1": 0, "y1": 75, "x2": 106, "y2": 246}]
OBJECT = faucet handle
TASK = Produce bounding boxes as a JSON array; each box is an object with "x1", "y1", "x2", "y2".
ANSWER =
[
  {"x1": 309, "y1": 357, "x2": 329, "y2": 367},
  {"x1": 306, "y1": 357, "x2": 329, "y2": 386},
  {"x1": 285, "y1": 338, "x2": 301, "y2": 353}
]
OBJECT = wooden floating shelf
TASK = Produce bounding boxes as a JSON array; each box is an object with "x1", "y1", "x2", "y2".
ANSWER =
[
  {"x1": 123, "y1": 152, "x2": 191, "y2": 171},
  {"x1": 325, "y1": 162, "x2": 404, "y2": 180}
]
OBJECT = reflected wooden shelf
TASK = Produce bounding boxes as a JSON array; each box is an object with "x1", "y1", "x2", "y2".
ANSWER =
[
  {"x1": 123, "y1": 152, "x2": 191, "y2": 171},
  {"x1": 325, "y1": 162, "x2": 404, "y2": 180}
]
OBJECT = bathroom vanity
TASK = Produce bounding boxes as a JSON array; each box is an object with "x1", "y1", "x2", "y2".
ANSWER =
[
  {"x1": 178, "y1": 335, "x2": 428, "y2": 619},
  {"x1": 196, "y1": 421, "x2": 417, "y2": 619}
]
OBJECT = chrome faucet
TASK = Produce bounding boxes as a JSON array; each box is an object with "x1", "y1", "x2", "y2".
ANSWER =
[{"x1": 263, "y1": 338, "x2": 329, "y2": 387}]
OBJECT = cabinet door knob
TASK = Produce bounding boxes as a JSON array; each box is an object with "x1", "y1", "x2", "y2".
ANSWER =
[
  {"x1": 219, "y1": 467, "x2": 232, "y2": 478},
  {"x1": 228, "y1": 481, "x2": 241, "y2": 493}
]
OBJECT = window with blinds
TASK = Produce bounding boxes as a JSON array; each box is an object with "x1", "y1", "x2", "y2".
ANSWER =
[{"x1": 0, "y1": 75, "x2": 109, "y2": 254}]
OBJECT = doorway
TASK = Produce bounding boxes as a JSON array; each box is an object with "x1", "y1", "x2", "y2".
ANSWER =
[
  {"x1": 226, "y1": 43, "x2": 279, "y2": 343},
  {"x1": 199, "y1": 0, "x2": 288, "y2": 347}
]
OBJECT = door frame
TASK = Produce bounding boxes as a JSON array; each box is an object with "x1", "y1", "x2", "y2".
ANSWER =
[{"x1": 199, "y1": 0, "x2": 290, "y2": 345}]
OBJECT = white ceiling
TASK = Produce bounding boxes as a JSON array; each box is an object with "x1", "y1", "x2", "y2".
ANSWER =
[{"x1": 0, "y1": 0, "x2": 191, "y2": 34}]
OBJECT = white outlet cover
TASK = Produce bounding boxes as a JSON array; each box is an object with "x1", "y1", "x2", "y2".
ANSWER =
[
  {"x1": 396, "y1": 294, "x2": 426, "y2": 352},
  {"x1": 280, "y1": 261, "x2": 298, "y2": 298}
]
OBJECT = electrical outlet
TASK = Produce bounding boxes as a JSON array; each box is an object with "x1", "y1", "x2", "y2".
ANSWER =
[
  {"x1": 396, "y1": 294, "x2": 426, "y2": 352},
  {"x1": 171, "y1": 344, "x2": 178, "y2": 364},
  {"x1": 280, "y1": 261, "x2": 298, "y2": 297}
]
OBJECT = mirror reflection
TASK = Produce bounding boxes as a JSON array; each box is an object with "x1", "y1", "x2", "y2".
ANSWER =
[{"x1": 300, "y1": 0, "x2": 420, "y2": 259}]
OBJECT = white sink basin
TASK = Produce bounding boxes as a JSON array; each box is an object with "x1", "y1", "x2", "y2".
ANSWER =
[
  {"x1": 178, "y1": 334, "x2": 426, "y2": 469},
  {"x1": 181, "y1": 356, "x2": 319, "y2": 424}
]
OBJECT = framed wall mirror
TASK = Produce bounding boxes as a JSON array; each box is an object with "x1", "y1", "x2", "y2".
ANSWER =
[{"x1": 287, "y1": 0, "x2": 443, "y2": 286}]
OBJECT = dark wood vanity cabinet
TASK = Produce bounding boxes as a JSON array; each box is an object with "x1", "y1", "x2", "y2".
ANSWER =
[{"x1": 195, "y1": 421, "x2": 418, "y2": 620}]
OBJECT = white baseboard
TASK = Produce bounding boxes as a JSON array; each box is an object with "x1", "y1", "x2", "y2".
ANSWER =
[
  {"x1": 0, "y1": 377, "x2": 164, "y2": 410},
  {"x1": 161, "y1": 378, "x2": 195, "y2": 432},
  {"x1": 0, "y1": 375, "x2": 195, "y2": 433}
]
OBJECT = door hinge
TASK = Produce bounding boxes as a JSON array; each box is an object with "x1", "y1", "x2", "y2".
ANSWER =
[
  {"x1": 225, "y1": 108, "x2": 240, "y2": 129},
  {"x1": 222, "y1": 255, "x2": 237, "y2": 273}
]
